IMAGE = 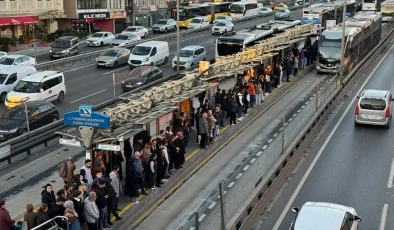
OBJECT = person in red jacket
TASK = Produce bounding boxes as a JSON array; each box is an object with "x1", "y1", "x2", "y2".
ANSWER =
[{"x1": 0, "y1": 200, "x2": 14, "y2": 230}]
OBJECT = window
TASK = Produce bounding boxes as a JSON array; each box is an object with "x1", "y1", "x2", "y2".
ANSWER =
[
  {"x1": 77, "y1": 0, "x2": 107, "y2": 9},
  {"x1": 360, "y1": 98, "x2": 386, "y2": 110},
  {"x1": 31, "y1": 109, "x2": 40, "y2": 118},
  {"x1": 39, "y1": 104, "x2": 50, "y2": 113},
  {"x1": 109, "y1": 0, "x2": 122, "y2": 9},
  {"x1": 14, "y1": 58, "x2": 22, "y2": 65},
  {"x1": 42, "y1": 76, "x2": 62, "y2": 91},
  {"x1": 5, "y1": 74, "x2": 17, "y2": 85},
  {"x1": 22, "y1": 56, "x2": 30, "y2": 62}
]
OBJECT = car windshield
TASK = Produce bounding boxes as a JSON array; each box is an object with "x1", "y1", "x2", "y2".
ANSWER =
[
  {"x1": 0, "y1": 58, "x2": 15, "y2": 65},
  {"x1": 360, "y1": 98, "x2": 387, "y2": 110},
  {"x1": 217, "y1": 16, "x2": 226, "y2": 19},
  {"x1": 4, "y1": 106, "x2": 29, "y2": 120},
  {"x1": 279, "y1": 9, "x2": 286, "y2": 12},
  {"x1": 230, "y1": 5, "x2": 244, "y2": 13},
  {"x1": 116, "y1": 35, "x2": 129, "y2": 40},
  {"x1": 91, "y1": 33, "x2": 103, "y2": 38},
  {"x1": 319, "y1": 39, "x2": 341, "y2": 59},
  {"x1": 180, "y1": 50, "x2": 194, "y2": 57},
  {"x1": 156, "y1": 20, "x2": 167, "y2": 25},
  {"x1": 52, "y1": 41, "x2": 69, "y2": 48},
  {"x1": 129, "y1": 68, "x2": 152, "y2": 77},
  {"x1": 132, "y1": 46, "x2": 152, "y2": 56},
  {"x1": 14, "y1": 80, "x2": 40, "y2": 93},
  {"x1": 125, "y1": 27, "x2": 137, "y2": 32},
  {"x1": 260, "y1": 8, "x2": 268, "y2": 11},
  {"x1": 0, "y1": 74, "x2": 8, "y2": 84},
  {"x1": 215, "y1": 22, "x2": 226, "y2": 26},
  {"x1": 102, "y1": 50, "x2": 119, "y2": 57},
  {"x1": 191, "y1": 19, "x2": 202, "y2": 23}
]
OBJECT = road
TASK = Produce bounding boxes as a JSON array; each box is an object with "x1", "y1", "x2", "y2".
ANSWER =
[
  {"x1": 0, "y1": 10, "x2": 302, "y2": 117},
  {"x1": 256, "y1": 36, "x2": 394, "y2": 230}
]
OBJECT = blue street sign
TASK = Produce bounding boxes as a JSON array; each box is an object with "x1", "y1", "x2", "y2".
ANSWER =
[{"x1": 64, "y1": 105, "x2": 110, "y2": 129}]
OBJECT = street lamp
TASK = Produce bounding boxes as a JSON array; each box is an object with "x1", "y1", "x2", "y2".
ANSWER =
[
  {"x1": 176, "y1": 0, "x2": 180, "y2": 75},
  {"x1": 20, "y1": 96, "x2": 30, "y2": 134},
  {"x1": 338, "y1": 0, "x2": 347, "y2": 86}
]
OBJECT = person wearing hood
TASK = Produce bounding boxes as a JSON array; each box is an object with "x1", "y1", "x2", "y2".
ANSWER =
[
  {"x1": 36, "y1": 203, "x2": 53, "y2": 230},
  {"x1": 41, "y1": 184, "x2": 56, "y2": 210},
  {"x1": 64, "y1": 200, "x2": 81, "y2": 230},
  {"x1": 105, "y1": 177, "x2": 121, "y2": 226},
  {"x1": 125, "y1": 155, "x2": 140, "y2": 202},
  {"x1": 84, "y1": 192, "x2": 99, "y2": 230}
]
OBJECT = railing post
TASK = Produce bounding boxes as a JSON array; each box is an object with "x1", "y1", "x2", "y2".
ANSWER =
[
  {"x1": 316, "y1": 89, "x2": 319, "y2": 112},
  {"x1": 219, "y1": 180, "x2": 226, "y2": 230},
  {"x1": 282, "y1": 117, "x2": 285, "y2": 155},
  {"x1": 195, "y1": 212, "x2": 199, "y2": 230}
]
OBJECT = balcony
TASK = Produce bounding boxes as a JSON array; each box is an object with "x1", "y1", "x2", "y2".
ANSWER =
[
  {"x1": 77, "y1": 0, "x2": 107, "y2": 9},
  {"x1": 0, "y1": 0, "x2": 62, "y2": 14}
]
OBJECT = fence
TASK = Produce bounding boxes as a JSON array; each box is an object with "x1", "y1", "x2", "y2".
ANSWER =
[{"x1": 178, "y1": 75, "x2": 337, "y2": 230}]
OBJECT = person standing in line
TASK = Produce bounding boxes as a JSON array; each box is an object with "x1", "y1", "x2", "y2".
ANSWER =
[
  {"x1": 195, "y1": 107, "x2": 202, "y2": 144},
  {"x1": 41, "y1": 184, "x2": 56, "y2": 209},
  {"x1": 279, "y1": 62, "x2": 283, "y2": 84},
  {"x1": 124, "y1": 154, "x2": 141, "y2": 202},
  {"x1": 84, "y1": 192, "x2": 100, "y2": 230},
  {"x1": 236, "y1": 90, "x2": 244, "y2": 120},
  {"x1": 255, "y1": 78, "x2": 263, "y2": 104},
  {"x1": 150, "y1": 139, "x2": 163, "y2": 188},
  {"x1": 24, "y1": 204, "x2": 37, "y2": 230},
  {"x1": 160, "y1": 139, "x2": 170, "y2": 179},
  {"x1": 72, "y1": 190, "x2": 86, "y2": 229},
  {"x1": 285, "y1": 56, "x2": 292, "y2": 82},
  {"x1": 141, "y1": 143, "x2": 152, "y2": 189},
  {"x1": 213, "y1": 106, "x2": 221, "y2": 140},
  {"x1": 220, "y1": 90, "x2": 228, "y2": 127},
  {"x1": 243, "y1": 87, "x2": 250, "y2": 115},
  {"x1": 228, "y1": 94, "x2": 237, "y2": 125},
  {"x1": 0, "y1": 200, "x2": 14, "y2": 230},
  {"x1": 109, "y1": 165, "x2": 122, "y2": 211},
  {"x1": 199, "y1": 113, "x2": 209, "y2": 149},
  {"x1": 80, "y1": 159, "x2": 94, "y2": 192},
  {"x1": 147, "y1": 153, "x2": 158, "y2": 191},
  {"x1": 247, "y1": 79, "x2": 256, "y2": 107},
  {"x1": 36, "y1": 204, "x2": 53, "y2": 230},
  {"x1": 94, "y1": 179, "x2": 110, "y2": 230},
  {"x1": 207, "y1": 110, "x2": 216, "y2": 143},
  {"x1": 64, "y1": 200, "x2": 81, "y2": 230},
  {"x1": 104, "y1": 177, "x2": 121, "y2": 226},
  {"x1": 293, "y1": 56, "x2": 299, "y2": 77}
]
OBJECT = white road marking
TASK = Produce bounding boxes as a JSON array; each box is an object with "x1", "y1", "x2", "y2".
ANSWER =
[
  {"x1": 256, "y1": 151, "x2": 262, "y2": 156},
  {"x1": 235, "y1": 173, "x2": 243, "y2": 179},
  {"x1": 387, "y1": 158, "x2": 394, "y2": 188},
  {"x1": 64, "y1": 63, "x2": 96, "y2": 73},
  {"x1": 297, "y1": 109, "x2": 301, "y2": 113},
  {"x1": 263, "y1": 145, "x2": 268, "y2": 149},
  {"x1": 288, "y1": 118, "x2": 293, "y2": 122},
  {"x1": 250, "y1": 158, "x2": 256, "y2": 164},
  {"x1": 284, "y1": 122, "x2": 288, "y2": 126},
  {"x1": 279, "y1": 127, "x2": 283, "y2": 131},
  {"x1": 208, "y1": 202, "x2": 217, "y2": 209},
  {"x1": 272, "y1": 43, "x2": 394, "y2": 230},
  {"x1": 217, "y1": 191, "x2": 227, "y2": 198},
  {"x1": 198, "y1": 214, "x2": 206, "y2": 222},
  {"x1": 293, "y1": 113, "x2": 297, "y2": 117},
  {"x1": 301, "y1": 105, "x2": 305, "y2": 108},
  {"x1": 305, "y1": 101, "x2": 309, "y2": 104},
  {"x1": 268, "y1": 139, "x2": 273, "y2": 143},
  {"x1": 102, "y1": 66, "x2": 128, "y2": 75},
  {"x1": 243, "y1": 165, "x2": 250, "y2": 171},
  {"x1": 69, "y1": 89, "x2": 107, "y2": 103},
  {"x1": 380, "y1": 204, "x2": 388, "y2": 230},
  {"x1": 273, "y1": 133, "x2": 278, "y2": 137},
  {"x1": 228, "y1": 182, "x2": 235, "y2": 188},
  {"x1": 190, "y1": 227, "x2": 195, "y2": 230}
]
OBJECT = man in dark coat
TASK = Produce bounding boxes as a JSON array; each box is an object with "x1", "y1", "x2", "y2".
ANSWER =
[
  {"x1": 105, "y1": 177, "x2": 121, "y2": 225},
  {"x1": 0, "y1": 200, "x2": 14, "y2": 230},
  {"x1": 124, "y1": 155, "x2": 140, "y2": 203}
]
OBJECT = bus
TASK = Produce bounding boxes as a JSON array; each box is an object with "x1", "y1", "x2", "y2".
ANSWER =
[
  {"x1": 171, "y1": 2, "x2": 232, "y2": 28},
  {"x1": 301, "y1": 6, "x2": 337, "y2": 26},
  {"x1": 215, "y1": 19, "x2": 301, "y2": 57},
  {"x1": 381, "y1": 0, "x2": 394, "y2": 20},
  {"x1": 229, "y1": 1, "x2": 262, "y2": 18},
  {"x1": 316, "y1": 11, "x2": 382, "y2": 73},
  {"x1": 362, "y1": 0, "x2": 383, "y2": 11}
]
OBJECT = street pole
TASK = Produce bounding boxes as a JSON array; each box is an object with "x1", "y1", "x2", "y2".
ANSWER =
[
  {"x1": 34, "y1": 43, "x2": 37, "y2": 65},
  {"x1": 24, "y1": 101, "x2": 30, "y2": 134},
  {"x1": 338, "y1": 0, "x2": 347, "y2": 86},
  {"x1": 176, "y1": 0, "x2": 180, "y2": 75},
  {"x1": 219, "y1": 181, "x2": 226, "y2": 230},
  {"x1": 112, "y1": 73, "x2": 116, "y2": 99},
  {"x1": 303, "y1": 0, "x2": 305, "y2": 8}
]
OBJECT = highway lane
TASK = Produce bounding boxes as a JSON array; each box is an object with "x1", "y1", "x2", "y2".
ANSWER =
[
  {"x1": 0, "y1": 11, "x2": 302, "y2": 116},
  {"x1": 256, "y1": 40, "x2": 394, "y2": 230}
]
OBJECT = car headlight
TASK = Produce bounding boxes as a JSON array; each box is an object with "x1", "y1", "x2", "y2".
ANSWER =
[
  {"x1": 49, "y1": 50, "x2": 52, "y2": 53},
  {"x1": 119, "y1": 43, "x2": 126, "y2": 47},
  {"x1": 61, "y1": 50, "x2": 68, "y2": 54},
  {"x1": 180, "y1": 61, "x2": 186, "y2": 65},
  {"x1": 136, "y1": 82, "x2": 142, "y2": 85},
  {"x1": 9, "y1": 128, "x2": 18, "y2": 133},
  {"x1": 121, "y1": 81, "x2": 125, "y2": 84},
  {"x1": 142, "y1": 57, "x2": 149, "y2": 62}
]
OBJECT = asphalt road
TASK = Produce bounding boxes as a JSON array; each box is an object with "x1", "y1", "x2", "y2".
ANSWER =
[
  {"x1": 256, "y1": 36, "x2": 394, "y2": 230},
  {"x1": 0, "y1": 10, "x2": 302, "y2": 117}
]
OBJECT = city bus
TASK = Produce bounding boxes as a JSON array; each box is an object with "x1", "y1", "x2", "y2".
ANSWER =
[
  {"x1": 362, "y1": 0, "x2": 382, "y2": 11},
  {"x1": 229, "y1": 1, "x2": 262, "y2": 18},
  {"x1": 316, "y1": 11, "x2": 382, "y2": 73},
  {"x1": 301, "y1": 6, "x2": 337, "y2": 26},
  {"x1": 381, "y1": 0, "x2": 394, "y2": 20},
  {"x1": 215, "y1": 19, "x2": 301, "y2": 57}
]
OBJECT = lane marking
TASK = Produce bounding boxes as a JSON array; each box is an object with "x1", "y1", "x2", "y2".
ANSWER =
[
  {"x1": 243, "y1": 165, "x2": 250, "y2": 171},
  {"x1": 273, "y1": 133, "x2": 278, "y2": 137},
  {"x1": 284, "y1": 122, "x2": 288, "y2": 126},
  {"x1": 208, "y1": 202, "x2": 217, "y2": 209},
  {"x1": 272, "y1": 43, "x2": 394, "y2": 230},
  {"x1": 235, "y1": 173, "x2": 243, "y2": 179},
  {"x1": 190, "y1": 227, "x2": 195, "y2": 230},
  {"x1": 198, "y1": 214, "x2": 206, "y2": 222},
  {"x1": 297, "y1": 109, "x2": 301, "y2": 113},
  {"x1": 305, "y1": 101, "x2": 309, "y2": 105},
  {"x1": 380, "y1": 204, "x2": 388, "y2": 230},
  {"x1": 69, "y1": 89, "x2": 107, "y2": 103},
  {"x1": 387, "y1": 158, "x2": 394, "y2": 188},
  {"x1": 288, "y1": 118, "x2": 293, "y2": 122},
  {"x1": 279, "y1": 127, "x2": 284, "y2": 131},
  {"x1": 301, "y1": 105, "x2": 305, "y2": 108},
  {"x1": 63, "y1": 63, "x2": 96, "y2": 73},
  {"x1": 250, "y1": 158, "x2": 256, "y2": 164},
  {"x1": 102, "y1": 66, "x2": 129, "y2": 75},
  {"x1": 263, "y1": 145, "x2": 268, "y2": 150},
  {"x1": 217, "y1": 191, "x2": 227, "y2": 198},
  {"x1": 293, "y1": 114, "x2": 297, "y2": 117},
  {"x1": 228, "y1": 182, "x2": 235, "y2": 188},
  {"x1": 256, "y1": 151, "x2": 262, "y2": 156},
  {"x1": 268, "y1": 139, "x2": 273, "y2": 143}
]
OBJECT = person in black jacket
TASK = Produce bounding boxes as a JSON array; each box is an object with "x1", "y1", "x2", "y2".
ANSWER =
[
  {"x1": 94, "y1": 179, "x2": 109, "y2": 230},
  {"x1": 195, "y1": 107, "x2": 202, "y2": 144},
  {"x1": 220, "y1": 90, "x2": 228, "y2": 127},
  {"x1": 228, "y1": 94, "x2": 237, "y2": 125},
  {"x1": 41, "y1": 184, "x2": 56, "y2": 210},
  {"x1": 48, "y1": 196, "x2": 66, "y2": 228},
  {"x1": 36, "y1": 204, "x2": 53, "y2": 230},
  {"x1": 104, "y1": 177, "x2": 121, "y2": 225},
  {"x1": 72, "y1": 190, "x2": 86, "y2": 227}
]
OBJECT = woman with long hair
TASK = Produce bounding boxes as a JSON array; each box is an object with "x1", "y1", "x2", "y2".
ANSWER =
[{"x1": 36, "y1": 203, "x2": 53, "y2": 230}]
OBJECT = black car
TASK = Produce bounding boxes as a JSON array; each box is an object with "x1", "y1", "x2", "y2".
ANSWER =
[
  {"x1": 0, "y1": 101, "x2": 59, "y2": 141},
  {"x1": 121, "y1": 66, "x2": 163, "y2": 92},
  {"x1": 49, "y1": 36, "x2": 80, "y2": 60}
]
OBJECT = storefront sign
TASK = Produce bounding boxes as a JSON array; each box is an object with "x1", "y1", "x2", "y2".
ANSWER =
[
  {"x1": 79, "y1": 12, "x2": 110, "y2": 19},
  {"x1": 180, "y1": 99, "x2": 191, "y2": 116},
  {"x1": 158, "y1": 112, "x2": 174, "y2": 133},
  {"x1": 110, "y1": 12, "x2": 126, "y2": 19}
]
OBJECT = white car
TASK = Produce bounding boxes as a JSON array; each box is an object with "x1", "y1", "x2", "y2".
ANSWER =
[
  {"x1": 212, "y1": 20, "x2": 234, "y2": 35},
  {"x1": 258, "y1": 7, "x2": 273, "y2": 14},
  {"x1": 110, "y1": 32, "x2": 141, "y2": 48},
  {"x1": 86, "y1": 32, "x2": 115, "y2": 47},
  {"x1": 290, "y1": 202, "x2": 361, "y2": 230},
  {"x1": 0, "y1": 52, "x2": 6, "y2": 59},
  {"x1": 0, "y1": 55, "x2": 36, "y2": 68},
  {"x1": 122, "y1": 26, "x2": 149, "y2": 38},
  {"x1": 213, "y1": 16, "x2": 232, "y2": 24},
  {"x1": 172, "y1": 45, "x2": 206, "y2": 70},
  {"x1": 188, "y1": 16, "x2": 210, "y2": 29}
]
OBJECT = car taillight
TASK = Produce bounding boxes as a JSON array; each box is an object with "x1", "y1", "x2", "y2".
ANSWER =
[
  {"x1": 355, "y1": 104, "x2": 359, "y2": 115},
  {"x1": 386, "y1": 107, "x2": 390, "y2": 118}
]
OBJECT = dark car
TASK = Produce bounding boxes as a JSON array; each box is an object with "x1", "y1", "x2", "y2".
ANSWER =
[
  {"x1": 121, "y1": 66, "x2": 163, "y2": 92},
  {"x1": 0, "y1": 101, "x2": 59, "y2": 141},
  {"x1": 49, "y1": 36, "x2": 80, "y2": 60}
]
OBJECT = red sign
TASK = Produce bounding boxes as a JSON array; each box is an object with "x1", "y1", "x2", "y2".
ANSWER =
[
  {"x1": 86, "y1": 18, "x2": 94, "y2": 23},
  {"x1": 0, "y1": 16, "x2": 39, "y2": 26}
]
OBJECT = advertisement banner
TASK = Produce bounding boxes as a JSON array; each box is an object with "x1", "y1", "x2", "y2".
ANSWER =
[
  {"x1": 158, "y1": 111, "x2": 174, "y2": 133},
  {"x1": 180, "y1": 99, "x2": 191, "y2": 116},
  {"x1": 110, "y1": 12, "x2": 126, "y2": 19}
]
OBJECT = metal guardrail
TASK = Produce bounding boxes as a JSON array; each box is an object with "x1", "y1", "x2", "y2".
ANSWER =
[
  {"x1": 34, "y1": 5, "x2": 306, "y2": 71},
  {"x1": 31, "y1": 216, "x2": 69, "y2": 230}
]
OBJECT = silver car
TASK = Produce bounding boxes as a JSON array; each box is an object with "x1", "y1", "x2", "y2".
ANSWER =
[
  {"x1": 275, "y1": 9, "x2": 291, "y2": 19},
  {"x1": 96, "y1": 48, "x2": 130, "y2": 68},
  {"x1": 355, "y1": 89, "x2": 394, "y2": 128},
  {"x1": 152, "y1": 19, "x2": 176, "y2": 33},
  {"x1": 172, "y1": 45, "x2": 207, "y2": 70},
  {"x1": 110, "y1": 32, "x2": 141, "y2": 48}
]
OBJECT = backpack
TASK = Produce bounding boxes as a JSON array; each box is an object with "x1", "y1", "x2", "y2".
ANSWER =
[{"x1": 58, "y1": 161, "x2": 67, "y2": 178}]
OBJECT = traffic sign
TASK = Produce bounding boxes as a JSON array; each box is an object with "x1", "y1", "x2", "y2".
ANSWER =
[
  {"x1": 96, "y1": 143, "x2": 121, "y2": 151},
  {"x1": 63, "y1": 105, "x2": 110, "y2": 129},
  {"x1": 59, "y1": 138, "x2": 83, "y2": 147}
]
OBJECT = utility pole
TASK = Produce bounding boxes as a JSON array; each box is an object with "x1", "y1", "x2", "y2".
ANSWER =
[
  {"x1": 338, "y1": 0, "x2": 347, "y2": 86},
  {"x1": 176, "y1": 0, "x2": 180, "y2": 75}
]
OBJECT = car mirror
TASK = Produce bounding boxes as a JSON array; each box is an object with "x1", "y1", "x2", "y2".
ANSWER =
[
  {"x1": 357, "y1": 95, "x2": 360, "y2": 98},
  {"x1": 391, "y1": 97, "x2": 394, "y2": 101},
  {"x1": 353, "y1": 215, "x2": 362, "y2": 222},
  {"x1": 291, "y1": 207, "x2": 300, "y2": 213},
  {"x1": 40, "y1": 88, "x2": 44, "y2": 93}
]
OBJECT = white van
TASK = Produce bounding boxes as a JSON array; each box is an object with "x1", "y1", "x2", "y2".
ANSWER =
[
  {"x1": 0, "y1": 66, "x2": 37, "y2": 102},
  {"x1": 188, "y1": 16, "x2": 210, "y2": 29},
  {"x1": 5, "y1": 71, "x2": 66, "y2": 109},
  {"x1": 128, "y1": 41, "x2": 170, "y2": 69}
]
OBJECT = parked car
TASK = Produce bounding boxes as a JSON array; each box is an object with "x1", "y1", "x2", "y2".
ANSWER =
[
  {"x1": 96, "y1": 48, "x2": 131, "y2": 68},
  {"x1": 213, "y1": 16, "x2": 232, "y2": 24},
  {"x1": 152, "y1": 19, "x2": 177, "y2": 33},
  {"x1": 275, "y1": 9, "x2": 291, "y2": 19},
  {"x1": 122, "y1": 26, "x2": 149, "y2": 38},
  {"x1": 0, "y1": 55, "x2": 36, "y2": 68},
  {"x1": 258, "y1": 7, "x2": 273, "y2": 14},
  {"x1": 86, "y1": 32, "x2": 115, "y2": 47},
  {"x1": 188, "y1": 16, "x2": 210, "y2": 29},
  {"x1": 121, "y1": 66, "x2": 163, "y2": 91},
  {"x1": 0, "y1": 52, "x2": 6, "y2": 59},
  {"x1": 0, "y1": 101, "x2": 59, "y2": 141},
  {"x1": 212, "y1": 20, "x2": 234, "y2": 35},
  {"x1": 49, "y1": 36, "x2": 80, "y2": 60},
  {"x1": 172, "y1": 45, "x2": 206, "y2": 70},
  {"x1": 110, "y1": 32, "x2": 141, "y2": 48}
]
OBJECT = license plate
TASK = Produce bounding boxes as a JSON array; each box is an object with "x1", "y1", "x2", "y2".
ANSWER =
[
  {"x1": 126, "y1": 85, "x2": 133, "y2": 88},
  {"x1": 368, "y1": 115, "x2": 375, "y2": 119},
  {"x1": 52, "y1": 55, "x2": 59, "y2": 57}
]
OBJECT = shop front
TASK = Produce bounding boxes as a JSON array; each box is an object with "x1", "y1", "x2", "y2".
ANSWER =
[
  {"x1": 0, "y1": 16, "x2": 40, "y2": 44},
  {"x1": 78, "y1": 12, "x2": 114, "y2": 33}
]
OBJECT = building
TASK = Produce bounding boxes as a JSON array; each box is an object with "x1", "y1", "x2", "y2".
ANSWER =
[
  {"x1": 60, "y1": 0, "x2": 126, "y2": 34},
  {"x1": 0, "y1": 0, "x2": 65, "y2": 40},
  {"x1": 127, "y1": 0, "x2": 170, "y2": 28}
]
